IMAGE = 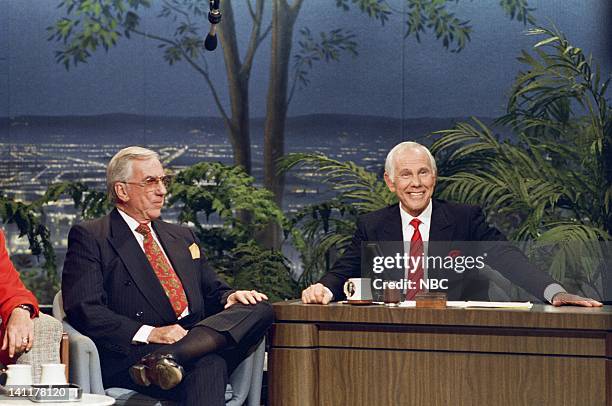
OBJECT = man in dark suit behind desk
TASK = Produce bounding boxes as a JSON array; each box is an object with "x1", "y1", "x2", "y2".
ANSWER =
[
  {"x1": 302, "y1": 141, "x2": 602, "y2": 307},
  {"x1": 62, "y1": 146, "x2": 273, "y2": 406}
]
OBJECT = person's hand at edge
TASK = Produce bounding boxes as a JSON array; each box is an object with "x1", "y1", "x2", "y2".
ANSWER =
[
  {"x1": 551, "y1": 292, "x2": 603, "y2": 307},
  {"x1": 225, "y1": 290, "x2": 268, "y2": 309},
  {"x1": 148, "y1": 324, "x2": 188, "y2": 344},
  {"x1": 302, "y1": 283, "x2": 332, "y2": 304},
  {"x1": 1, "y1": 307, "x2": 34, "y2": 358}
]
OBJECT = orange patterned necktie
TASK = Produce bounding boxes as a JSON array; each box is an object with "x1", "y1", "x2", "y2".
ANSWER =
[
  {"x1": 406, "y1": 218, "x2": 424, "y2": 300},
  {"x1": 135, "y1": 223, "x2": 188, "y2": 317}
]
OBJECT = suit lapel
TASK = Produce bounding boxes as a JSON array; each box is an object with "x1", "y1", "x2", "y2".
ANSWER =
[
  {"x1": 151, "y1": 220, "x2": 200, "y2": 310},
  {"x1": 373, "y1": 206, "x2": 405, "y2": 263},
  {"x1": 378, "y1": 205, "x2": 403, "y2": 241},
  {"x1": 428, "y1": 200, "x2": 460, "y2": 283},
  {"x1": 429, "y1": 200, "x2": 455, "y2": 242},
  {"x1": 107, "y1": 209, "x2": 176, "y2": 323}
]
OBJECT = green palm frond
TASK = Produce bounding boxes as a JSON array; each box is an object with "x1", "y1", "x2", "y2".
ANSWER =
[
  {"x1": 432, "y1": 117, "x2": 502, "y2": 162},
  {"x1": 532, "y1": 224, "x2": 609, "y2": 292},
  {"x1": 538, "y1": 223, "x2": 609, "y2": 242},
  {"x1": 432, "y1": 26, "x2": 611, "y2": 298},
  {"x1": 279, "y1": 153, "x2": 396, "y2": 212},
  {"x1": 280, "y1": 152, "x2": 396, "y2": 285}
]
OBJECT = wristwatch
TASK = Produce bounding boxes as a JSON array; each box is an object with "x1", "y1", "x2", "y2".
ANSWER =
[{"x1": 16, "y1": 304, "x2": 34, "y2": 317}]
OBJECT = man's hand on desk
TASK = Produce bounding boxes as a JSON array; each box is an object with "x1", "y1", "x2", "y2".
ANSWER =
[
  {"x1": 302, "y1": 283, "x2": 333, "y2": 304},
  {"x1": 551, "y1": 292, "x2": 603, "y2": 307},
  {"x1": 148, "y1": 324, "x2": 188, "y2": 344}
]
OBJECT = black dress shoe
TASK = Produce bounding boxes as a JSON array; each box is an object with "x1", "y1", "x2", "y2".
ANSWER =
[{"x1": 129, "y1": 353, "x2": 185, "y2": 390}]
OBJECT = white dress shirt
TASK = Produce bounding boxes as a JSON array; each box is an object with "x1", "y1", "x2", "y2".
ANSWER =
[{"x1": 117, "y1": 209, "x2": 190, "y2": 344}]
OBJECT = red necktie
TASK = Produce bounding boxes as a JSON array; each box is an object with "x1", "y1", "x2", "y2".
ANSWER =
[
  {"x1": 406, "y1": 218, "x2": 424, "y2": 300},
  {"x1": 135, "y1": 223, "x2": 188, "y2": 317}
]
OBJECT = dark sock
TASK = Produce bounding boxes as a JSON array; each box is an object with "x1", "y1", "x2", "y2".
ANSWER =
[{"x1": 155, "y1": 326, "x2": 228, "y2": 366}]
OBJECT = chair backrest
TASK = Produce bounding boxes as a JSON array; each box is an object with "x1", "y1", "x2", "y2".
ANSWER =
[
  {"x1": 16, "y1": 313, "x2": 64, "y2": 383},
  {"x1": 51, "y1": 290, "x2": 106, "y2": 395},
  {"x1": 52, "y1": 291, "x2": 66, "y2": 321}
]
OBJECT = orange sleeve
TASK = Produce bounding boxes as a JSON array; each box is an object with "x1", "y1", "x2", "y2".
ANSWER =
[{"x1": 0, "y1": 229, "x2": 39, "y2": 325}]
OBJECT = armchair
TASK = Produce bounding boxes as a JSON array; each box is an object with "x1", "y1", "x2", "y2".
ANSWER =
[
  {"x1": 16, "y1": 313, "x2": 64, "y2": 383},
  {"x1": 52, "y1": 292, "x2": 265, "y2": 406}
]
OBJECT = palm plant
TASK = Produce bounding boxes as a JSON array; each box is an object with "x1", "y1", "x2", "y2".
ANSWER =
[
  {"x1": 167, "y1": 162, "x2": 297, "y2": 301},
  {"x1": 279, "y1": 153, "x2": 396, "y2": 288},
  {"x1": 0, "y1": 183, "x2": 111, "y2": 303},
  {"x1": 431, "y1": 27, "x2": 611, "y2": 299}
]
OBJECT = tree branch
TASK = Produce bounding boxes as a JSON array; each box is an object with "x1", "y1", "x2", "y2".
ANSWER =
[
  {"x1": 258, "y1": 22, "x2": 272, "y2": 43},
  {"x1": 242, "y1": 0, "x2": 265, "y2": 75},
  {"x1": 131, "y1": 29, "x2": 177, "y2": 46},
  {"x1": 131, "y1": 28, "x2": 229, "y2": 123},
  {"x1": 182, "y1": 52, "x2": 230, "y2": 122},
  {"x1": 290, "y1": 0, "x2": 305, "y2": 15},
  {"x1": 162, "y1": 0, "x2": 192, "y2": 24},
  {"x1": 287, "y1": 67, "x2": 300, "y2": 106},
  {"x1": 247, "y1": 0, "x2": 256, "y2": 21}
]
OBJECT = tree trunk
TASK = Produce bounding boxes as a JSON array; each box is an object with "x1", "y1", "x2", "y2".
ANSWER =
[
  {"x1": 264, "y1": 0, "x2": 301, "y2": 204},
  {"x1": 219, "y1": 0, "x2": 252, "y2": 174},
  {"x1": 602, "y1": 132, "x2": 612, "y2": 303},
  {"x1": 261, "y1": 0, "x2": 303, "y2": 247}
]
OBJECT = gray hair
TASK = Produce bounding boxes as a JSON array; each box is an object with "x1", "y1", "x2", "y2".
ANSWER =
[
  {"x1": 384, "y1": 141, "x2": 437, "y2": 178},
  {"x1": 107, "y1": 146, "x2": 160, "y2": 203}
]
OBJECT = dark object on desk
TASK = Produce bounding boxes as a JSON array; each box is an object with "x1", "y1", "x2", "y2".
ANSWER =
[
  {"x1": 415, "y1": 292, "x2": 447, "y2": 308},
  {"x1": 383, "y1": 287, "x2": 401, "y2": 304}
]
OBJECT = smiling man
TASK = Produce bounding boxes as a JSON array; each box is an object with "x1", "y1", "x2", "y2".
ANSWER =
[
  {"x1": 301, "y1": 141, "x2": 602, "y2": 307},
  {"x1": 62, "y1": 146, "x2": 273, "y2": 406}
]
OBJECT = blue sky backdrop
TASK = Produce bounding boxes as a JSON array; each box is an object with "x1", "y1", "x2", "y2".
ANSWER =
[{"x1": 1, "y1": 0, "x2": 610, "y2": 118}]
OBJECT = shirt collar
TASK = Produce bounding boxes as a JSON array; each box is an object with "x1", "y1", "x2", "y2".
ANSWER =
[
  {"x1": 399, "y1": 199, "x2": 433, "y2": 228},
  {"x1": 117, "y1": 208, "x2": 149, "y2": 231}
]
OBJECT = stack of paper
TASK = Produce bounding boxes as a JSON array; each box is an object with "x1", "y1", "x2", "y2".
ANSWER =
[{"x1": 398, "y1": 301, "x2": 533, "y2": 309}]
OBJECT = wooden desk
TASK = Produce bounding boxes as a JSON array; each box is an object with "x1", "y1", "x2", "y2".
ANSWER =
[{"x1": 268, "y1": 302, "x2": 612, "y2": 406}]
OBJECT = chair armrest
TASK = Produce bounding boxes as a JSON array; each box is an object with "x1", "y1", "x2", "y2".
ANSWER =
[
  {"x1": 226, "y1": 338, "x2": 265, "y2": 406},
  {"x1": 16, "y1": 313, "x2": 63, "y2": 383},
  {"x1": 246, "y1": 339, "x2": 265, "y2": 406},
  {"x1": 61, "y1": 320, "x2": 105, "y2": 395}
]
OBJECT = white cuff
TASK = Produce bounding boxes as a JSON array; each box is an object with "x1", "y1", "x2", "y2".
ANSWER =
[
  {"x1": 132, "y1": 325, "x2": 155, "y2": 344},
  {"x1": 543, "y1": 283, "x2": 566, "y2": 303}
]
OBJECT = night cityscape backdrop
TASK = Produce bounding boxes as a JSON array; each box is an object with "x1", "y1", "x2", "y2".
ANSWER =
[{"x1": 1, "y1": 0, "x2": 611, "y2": 272}]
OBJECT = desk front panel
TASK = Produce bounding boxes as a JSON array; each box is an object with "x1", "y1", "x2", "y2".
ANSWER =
[
  {"x1": 318, "y1": 348, "x2": 605, "y2": 406},
  {"x1": 269, "y1": 304, "x2": 612, "y2": 406}
]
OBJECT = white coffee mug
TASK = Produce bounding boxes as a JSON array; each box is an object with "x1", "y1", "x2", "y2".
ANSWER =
[
  {"x1": 343, "y1": 278, "x2": 373, "y2": 302},
  {"x1": 39, "y1": 364, "x2": 67, "y2": 385},
  {"x1": 2, "y1": 364, "x2": 33, "y2": 386}
]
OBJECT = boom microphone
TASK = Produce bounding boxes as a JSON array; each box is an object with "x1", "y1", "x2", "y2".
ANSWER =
[{"x1": 205, "y1": 0, "x2": 221, "y2": 51}]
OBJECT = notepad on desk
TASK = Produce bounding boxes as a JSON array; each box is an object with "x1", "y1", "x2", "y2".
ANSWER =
[
  {"x1": 448, "y1": 301, "x2": 533, "y2": 309},
  {"x1": 399, "y1": 300, "x2": 533, "y2": 309}
]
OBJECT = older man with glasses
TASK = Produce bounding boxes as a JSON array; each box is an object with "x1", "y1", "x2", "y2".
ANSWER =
[{"x1": 62, "y1": 146, "x2": 273, "y2": 406}]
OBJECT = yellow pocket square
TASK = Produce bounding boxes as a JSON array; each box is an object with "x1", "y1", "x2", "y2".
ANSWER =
[{"x1": 189, "y1": 243, "x2": 200, "y2": 259}]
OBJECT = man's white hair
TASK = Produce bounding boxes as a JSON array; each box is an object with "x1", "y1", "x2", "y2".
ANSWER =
[
  {"x1": 106, "y1": 146, "x2": 160, "y2": 203},
  {"x1": 384, "y1": 141, "x2": 437, "y2": 178}
]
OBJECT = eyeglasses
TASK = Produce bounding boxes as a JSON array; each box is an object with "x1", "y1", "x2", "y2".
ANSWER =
[{"x1": 122, "y1": 175, "x2": 173, "y2": 189}]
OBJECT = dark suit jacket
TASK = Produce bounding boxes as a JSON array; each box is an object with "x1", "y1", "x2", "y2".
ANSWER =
[
  {"x1": 61, "y1": 209, "x2": 235, "y2": 379},
  {"x1": 319, "y1": 200, "x2": 557, "y2": 301}
]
